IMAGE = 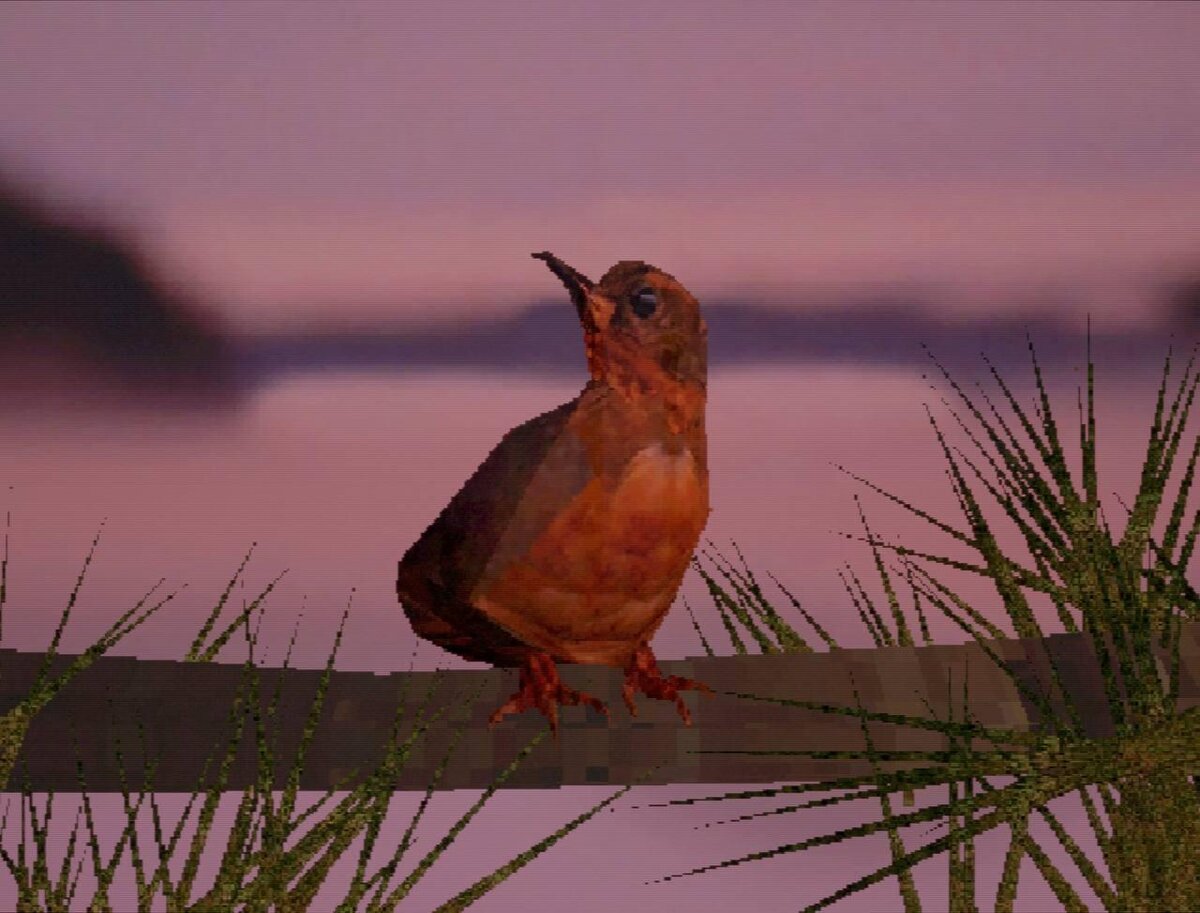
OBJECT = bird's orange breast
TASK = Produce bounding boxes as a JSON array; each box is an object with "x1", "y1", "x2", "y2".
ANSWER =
[{"x1": 474, "y1": 441, "x2": 709, "y2": 666}]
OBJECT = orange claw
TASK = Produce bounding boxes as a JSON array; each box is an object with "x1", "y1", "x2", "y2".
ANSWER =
[
  {"x1": 488, "y1": 651, "x2": 610, "y2": 740},
  {"x1": 621, "y1": 643, "x2": 714, "y2": 726}
]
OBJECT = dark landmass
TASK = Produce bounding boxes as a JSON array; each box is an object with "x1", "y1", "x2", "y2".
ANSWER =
[
  {"x1": 228, "y1": 297, "x2": 1197, "y2": 394},
  {"x1": 0, "y1": 176, "x2": 236, "y2": 403},
  {"x1": 3, "y1": 171, "x2": 1198, "y2": 408},
  {"x1": 1167, "y1": 276, "x2": 1200, "y2": 323}
]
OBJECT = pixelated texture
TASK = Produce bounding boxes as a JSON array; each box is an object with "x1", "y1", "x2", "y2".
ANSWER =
[
  {"x1": 1, "y1": 620, "x2": 1195, "y2": 792},
  {"x1": 396, "y1": 253, "x2": 713, "y2": 732}
]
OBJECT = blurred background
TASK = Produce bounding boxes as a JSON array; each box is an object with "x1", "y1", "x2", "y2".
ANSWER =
[{"x1": 1, "y1": 3, "x2": 1198, "y2": 910}]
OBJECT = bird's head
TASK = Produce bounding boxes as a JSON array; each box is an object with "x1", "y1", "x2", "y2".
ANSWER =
[{"x1": 532, "y1": 251, "x2": 707, "y2": 398}]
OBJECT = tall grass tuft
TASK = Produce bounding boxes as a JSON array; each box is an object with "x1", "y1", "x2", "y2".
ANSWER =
[
  {"x1": 3, "y1": 321, "x2": 1198, "y2": 910},
  {"x1": 0, "y1": 533, "x2": 662, "y2": 910},
  {"x1": 638, "y1": 323, "x2": 1200, "y2": 912}
]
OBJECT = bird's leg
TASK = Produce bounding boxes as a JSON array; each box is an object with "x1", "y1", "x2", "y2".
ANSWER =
[
  {"x1": 622, "y1": 643, "x2": 714, "y2": 726},
  {"x1": 488, "y1": 651, "x2": 610, "y2": 739}
]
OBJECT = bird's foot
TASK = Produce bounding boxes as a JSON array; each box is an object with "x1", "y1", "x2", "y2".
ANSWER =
[
  {"x1": 488, "y1": 651, "x2": 610, "y2": 739},
  {"x1": 622, "y1": 644, "x2": 714, "y2": 726}
]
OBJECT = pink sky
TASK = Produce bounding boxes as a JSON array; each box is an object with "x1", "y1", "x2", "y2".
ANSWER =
[{"x1": 1, "y1": 2, "x2": 1199, "y2": 330}]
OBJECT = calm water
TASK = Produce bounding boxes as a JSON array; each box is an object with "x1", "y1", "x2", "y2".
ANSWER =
[{"x1": 0, "y1": 355, "x2": 1179, "y2": 911}]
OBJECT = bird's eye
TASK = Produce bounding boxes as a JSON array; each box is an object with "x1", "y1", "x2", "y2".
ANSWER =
[{"x1": 631, "y1": 286, "x2": 658, "y2": 318}]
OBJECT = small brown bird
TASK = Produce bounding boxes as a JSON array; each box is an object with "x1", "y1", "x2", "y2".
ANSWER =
[{"x1": 397, "y1": 252, "x2": 713, "y2": 737}]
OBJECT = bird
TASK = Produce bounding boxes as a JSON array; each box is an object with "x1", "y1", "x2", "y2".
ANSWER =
[{"x1": 397, "y1": 251, "x2": 714, "y2": 738}]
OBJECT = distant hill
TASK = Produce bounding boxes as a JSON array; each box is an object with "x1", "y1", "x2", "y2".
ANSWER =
[
  {"x1": 1167, "y1": 275, "x2": 1200, "y2": 323},
  {"x1": 226, "y1": 295, "x2": 1188, "y2": 396},
  {"x1": 0, "y1": 176, "x2": 235, "y2": 398},
  {"x1": 3, "y1": 171, "x2": 1194, "y2": 407}
]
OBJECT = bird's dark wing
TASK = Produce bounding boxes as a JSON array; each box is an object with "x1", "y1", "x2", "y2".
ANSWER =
[{"x1": 397, "y1": 396, "x2": 596, "y2": 661}]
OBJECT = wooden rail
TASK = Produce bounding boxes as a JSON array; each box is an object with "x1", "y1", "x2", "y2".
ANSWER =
[{"x1": 1, "y1": 622, "x2": 1196, "y2": 793}]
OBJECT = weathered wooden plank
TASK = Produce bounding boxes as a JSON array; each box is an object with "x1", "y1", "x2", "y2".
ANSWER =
[{"x1": 1, "y1": 621, "x2": 1196, "y2": 793}]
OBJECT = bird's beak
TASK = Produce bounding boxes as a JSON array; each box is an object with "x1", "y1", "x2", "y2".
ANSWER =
[{"x1": 532, "y1": 251, "x2": 594, "y2": 322}]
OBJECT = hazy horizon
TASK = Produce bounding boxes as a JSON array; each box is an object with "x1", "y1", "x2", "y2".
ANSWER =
[{"x1": 3, "y1": 2, "x2": 1199, "y2": 336}]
